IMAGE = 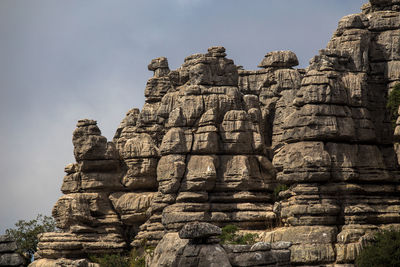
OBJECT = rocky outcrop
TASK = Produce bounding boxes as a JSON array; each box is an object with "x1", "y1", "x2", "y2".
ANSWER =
[
  {"x1": 128, "y1": 46, "x2": 277, "y2": 248},
  {"x1": 148, "y1": 222, "x2": 291, "y2": 267},
  {"x1": 264, "y1": 0, "x2": 400, "y2": 265},
  {"x1": 35, "y1": 120, "x2": 156, "y2": 260},
  {"x1": 29, "y1": 258, "x2": 99, "y2": 267},
  {"x1": 31, "y1": 1, "x2": 400, "y2": 265},
  {"x1": 0, "y1": 236, "x2": 25, "y2": 267}
]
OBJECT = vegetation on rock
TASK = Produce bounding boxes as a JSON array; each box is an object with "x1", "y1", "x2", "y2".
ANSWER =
[
  {"x1": 355, "y1": 228, "x2": 400, "y2": 267},
  {"x1": 89, "y1": 244, "x2": 155, "y2": 267},
  {"x1": 89, "y1": 254, "x2": 130, "y2": 267},
  {"x1": 273, "y1": 184, "x2": 289, "y2": 201},
  {"x1": 219, "y1": 225, "x2": 258, "y2": 245},
  {"x1": 5, "y1": 214, "x2": 57, "y2": 261},
  {"x1": 387, "y1": 83, "x2": 400, "y2": 129}
]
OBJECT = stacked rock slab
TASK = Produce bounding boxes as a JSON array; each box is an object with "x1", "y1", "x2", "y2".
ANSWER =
[
  {"x1": 260, "y1": 1, "x2": 400, "y2": 265},
  {"x1": 238, "y1": 50, "x2": 303, "y2": 151},
  {"x1": 34, "y1": 46, "x2": 278, "y2": 262},
  {"x1": 132, "y1": 46, "x2": 277, "y2": 247},
  {"x1": 0, "y1": 236, "x2": 24, "y2": 267},
  {"x1": 149, "y1": 222, "x2": 291, "y2": 267},
  {"x1": 35, "y1": 119, "x2": 156, "y2": 260},
  {"x1": 36, "y1": 120, "x2": 126, "y2": 259}
]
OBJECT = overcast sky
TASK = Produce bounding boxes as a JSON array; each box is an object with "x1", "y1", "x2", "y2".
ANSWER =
[{"x1": 0, "y1": 0, "x2": 367, "y2": 233}]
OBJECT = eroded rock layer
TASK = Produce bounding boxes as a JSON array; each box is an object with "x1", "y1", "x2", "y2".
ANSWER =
[
  {"x1": 0, "y1": 236, "x2": 25, "y2": 267},
  {"x1": 32, "y1": 1, "x2": 400, "y2": 266},
  {"x1": 266, "y1": 1, "x2": 400, "y2": 265}
]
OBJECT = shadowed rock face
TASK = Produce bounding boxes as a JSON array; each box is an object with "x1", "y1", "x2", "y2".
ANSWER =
[
  {"x1": 148, "y1": 223, "x2": 291, "y2": 267},
  {"x1": 31, "y1": 1, "x2": 400, "y2": 265},
  {"x1": 0, "y1": 235, "x2": 25, "y2": 267}
]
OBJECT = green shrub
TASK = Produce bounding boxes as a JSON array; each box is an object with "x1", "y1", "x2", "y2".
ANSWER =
[
  {"x1": 89, "y1": 246, "x2": 155, "y2": 267},
  {"x1": 273, "y1": 184, "x2": 288, "y2": 201},
  {"x1": 5, "y1": 214, "x2": 57, "y2": 261},
  {"x1": 387, "y1": 83, "x2": 400, "y2": 129},
  {"x1": 89, "y1": 254, "x2": 130, "y2": 267},
  {"x1": 130, "y1": 246, "x2": 155, "y2": 267},
  {"x1": 219, "y1": 224, "x2": 258, "y2": 245},
  {"x1": 355, "y1": 228, "x2": 400, "y2": 267}
]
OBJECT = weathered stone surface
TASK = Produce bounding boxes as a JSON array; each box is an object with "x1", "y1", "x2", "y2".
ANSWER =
[
  {"x1": 258, "y1": 51, "x2": 299, "y2": 68},
  {"x1": 148, "y1": 233, "x2": 188, "y2": 267},
  {"x1": 179, "y1": 222, "x2": 222, "y2": 240},
  {"x1": 0, "y1": 235, "x2": 24, "y2": 267},
  {"x1": 29, "y1": 258, "x2": 99, "y2": 267},
  {"x1": 109, "y1": 192, "x2": 155, "y2": 225},
  {"x1": 0, "y1": 253, "x2": 24, "y2": 266},
  {"x1": 31, "y1": 3, "x2": 400, "y2": 265},
  {"x1": 73, "y1": 120, "x2": 118, "y2": 161},
  {"x1": 35, "y1": 232, "x2": 126, "y2": 259},
  {"x1": 0, "y1": 240, "x2": 17, "y2": 253},
  {"x1": 150, "y1": 226, "x2": 290, "y2": 267}
]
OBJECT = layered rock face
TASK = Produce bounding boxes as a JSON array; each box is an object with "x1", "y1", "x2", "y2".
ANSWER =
[
  {"x1": 121, "y1": 46, "x2": 277, "y2": 247},
  {"x1": 0, "y1": 236, "x2": 25, "y2": 267},
  {"x1": 149, "y1": 222, "x2": 291, "y2": 267},
  {"x1": 32, "y1": 1, "x2": 400, "y2": 266},
  {"x1": 34, "y1": 46, "x2": 277, "y2": 263},
  {"x1": 263, "y1": 1, "x2": 400, "y2": 265}
]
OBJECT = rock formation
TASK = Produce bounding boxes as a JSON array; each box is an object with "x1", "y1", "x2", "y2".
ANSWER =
[
  {"x1": 148, "y1": 222, "x2": 291, "y2": 267},
  {"x1": 0, "y1": 236, "x2": 25, "y2": 267},
  {"x1": 31, "y1": 0, "x2": 400, "y2": 266}
]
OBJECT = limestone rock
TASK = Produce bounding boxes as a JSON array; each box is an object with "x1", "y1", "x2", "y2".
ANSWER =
[
  {"x1": 370, "y1": 0, "x2": 400, "y2": 8},
  {"x1": 178, "y1": 222, "x2": 222, "y2": 241},
  {"x1": 148, "y1": 57, "x2": 170, "y2": 78},
  {"x1": 35, "y1": 232, "x2": 126, "y2": 259},
  {"x1": 73, "y1": 120, "x2": 117, "y2": 161},
  {"x1": 258, "y1": 51, "x2": 299, "y2": 68},
  {"x1": 148, "y1": 233, "x2": 188, "y2": 267},
  {"x1": 32, "y1": 5, "x2": 400, "y2": 265},
  {"x1": 113, "y1": 108, "x2": 140, "y2": 141},
  {"x1": 28, "y1": 258, "x2": 99, "y2": 267},
  {"x1": 109, "y1": 192, "x2": 155, "y2": 225},
  {"x1": 149, "y1": 226, "x2": 291, "y2": 267},
  {"x1": 0, "y1": 235, "x2": 25, "y2": 267}
]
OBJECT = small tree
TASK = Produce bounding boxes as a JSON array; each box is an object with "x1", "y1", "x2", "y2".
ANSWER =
[
  {"x1": 5, "y1": 214, "x2": 57, "y2": 261},
  {"x1": 355, "y1": 228, "x2": 400, "y2": 267},
  {"x1": 387, "y1": 83, "x2": 400, "y2": 129}
]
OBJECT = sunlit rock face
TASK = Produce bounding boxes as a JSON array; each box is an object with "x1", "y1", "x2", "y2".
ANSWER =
[{"x1": 31, "y1": 1, "x2": 400, "y2": 265}]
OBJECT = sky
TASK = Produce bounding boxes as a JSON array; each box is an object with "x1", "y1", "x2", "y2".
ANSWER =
[{"x1": 0, "y1": 0, "x2": 367, "y2": 234}]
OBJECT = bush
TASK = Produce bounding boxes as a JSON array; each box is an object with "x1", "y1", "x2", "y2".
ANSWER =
[
  {"x1": 273, "y1": 184, "x2": 288, "y2": 201},
  {"x1": 387, "y1": 83, "x2": 400, "y2": 129},
  {"x1": 219, "y1": 225, "x2": 258, "y2": 245},
  {"x1": 5, "y1": 214, "x2": 57, "y2": 261},
  {"x1": 89, "y1": 254, "x2": 130, "y2": 267},
  {"x1": 89, "y1": 245, "x2": 155, "y2": 267},
  {"x1": 130, "y1": 245, "x2": 155, "y2": 267},
  {"x1": 355, "y1": 228, "x2": 400, "y2": 267}
]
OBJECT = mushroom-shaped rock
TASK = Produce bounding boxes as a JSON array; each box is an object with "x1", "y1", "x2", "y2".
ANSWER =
[
  {"x1": 258, "y1": 51, "x2": 299, "y2": 68},
  {"x1": 179, "y1": 222, "x2": 222, "y2": 241},
  {"x1": 148, "y1": 57, "x2": 170, "y2": 77},
  {"x1": 72, "y1": 119, "x2": 117, "y2": 161},
  {"x1": 207, "y1": 46, "x2": 227, "y2": 57}
]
